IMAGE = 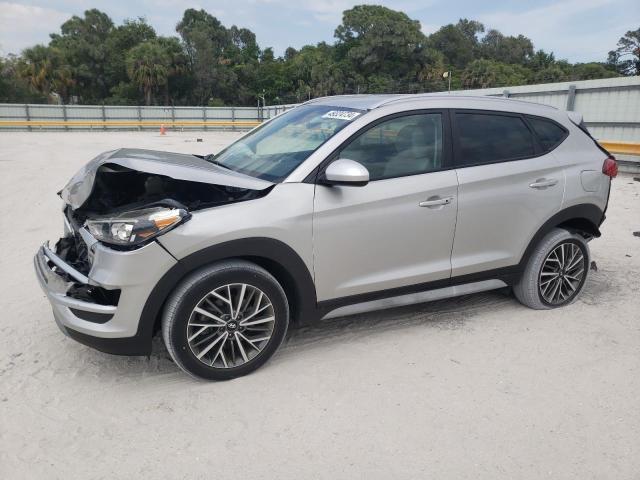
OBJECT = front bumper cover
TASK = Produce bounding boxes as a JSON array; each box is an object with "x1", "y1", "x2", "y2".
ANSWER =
[{"x1": 34, "y1": 228, "x2": 177, "y2": 355}]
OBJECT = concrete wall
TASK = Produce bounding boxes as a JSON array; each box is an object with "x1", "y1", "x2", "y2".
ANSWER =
[
  {"x1": 1, "y1": 77, "x2": 638, "y2": 144},
  {"x1": 444, "y1": 76, "x2": 640, "y2": 144},
  {"x1": 0, "y1": 104, "x2": 295, "y2": 131}
]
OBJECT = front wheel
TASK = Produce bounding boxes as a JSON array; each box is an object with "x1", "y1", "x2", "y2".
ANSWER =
[
  {"x1": 162, "y1": 260, "x2": 289, "y2": 380},
  {"x1": 514, "y1": 228, "x2": 590, "y2": 310}
]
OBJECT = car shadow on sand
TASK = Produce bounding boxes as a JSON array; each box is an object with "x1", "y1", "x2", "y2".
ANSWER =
[
  {"x1": 76, "y1": 290, "x2": 515, "y2": 380},
  {"x1": 65, "y1": 270, "x2": 613, "y2": 382}
]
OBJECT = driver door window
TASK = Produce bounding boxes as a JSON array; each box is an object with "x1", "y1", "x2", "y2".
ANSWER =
[{"x1": 339, "y1": 113, "x2": 443, "y2": 180}]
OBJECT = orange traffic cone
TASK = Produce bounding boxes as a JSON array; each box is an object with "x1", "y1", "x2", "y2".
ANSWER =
[{"x1": 160, "y1": 124, "x2": 166, "y2": 135}]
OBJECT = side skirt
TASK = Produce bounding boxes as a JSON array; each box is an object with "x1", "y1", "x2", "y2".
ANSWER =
[{"x1": 321, "y1": 279, "x2": 507, "y2": 320}]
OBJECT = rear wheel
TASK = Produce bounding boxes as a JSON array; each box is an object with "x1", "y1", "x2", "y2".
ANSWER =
[
  {"x1": 514, "y1": 228, "x2": 589, "y2": 310},
  {"x1": 162, "y1": 260, "x2": 289, "y2": 380}
]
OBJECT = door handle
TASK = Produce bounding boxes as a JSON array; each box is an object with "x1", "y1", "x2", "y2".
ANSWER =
[
  {"x1": 419, "y1": 196, "x2": 453, "y2": 208},
  {"x1": 529, "y1": 178, "x2": 558, "y2": 189}
]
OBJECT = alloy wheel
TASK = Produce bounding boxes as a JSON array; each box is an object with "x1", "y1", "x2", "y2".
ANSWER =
[
  {"x1": 187, "y1": 283, "x2": 275, "y2": 368},
  {"x1": 538, "y1": 241, "x2": 586, "y2": 305}
]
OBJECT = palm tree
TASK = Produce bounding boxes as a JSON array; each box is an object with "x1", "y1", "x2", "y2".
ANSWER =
[
  {"x1": 19, "y1": 45, "x2": 56, "y2": 96},
  {"x1": 18, "y1": 45, "x2": 75, "y2": 103},
  {"x1": 126, "y1": 41, "x2": 170, "y2": 105}
]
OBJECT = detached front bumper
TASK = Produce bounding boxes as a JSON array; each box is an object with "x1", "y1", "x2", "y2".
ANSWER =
[{"x1": 34, "y1": 228, "x2": 177, "y2": 355}]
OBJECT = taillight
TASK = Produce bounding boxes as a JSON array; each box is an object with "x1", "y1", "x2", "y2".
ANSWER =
[{"x1": 602, "y1": 155, "x2": 618, "y2": 178}]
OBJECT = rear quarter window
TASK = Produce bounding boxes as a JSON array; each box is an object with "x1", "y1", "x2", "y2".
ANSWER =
[{"x1": 526, "y1": 116, "x2": 568, "y2": 152}]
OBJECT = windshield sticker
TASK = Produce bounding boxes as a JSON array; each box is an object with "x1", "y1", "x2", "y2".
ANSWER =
[{"x1": 322, "y1": 110, "x2": 361, "y2": 121}]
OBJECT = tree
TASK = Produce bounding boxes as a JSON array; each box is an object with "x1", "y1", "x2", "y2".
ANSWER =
[
  {"x1": 608, "y1": 27, "x2": 640, "y2": 75},
  {"x1": 18, "y1": 45, "x2": 57, "y2": 97},
  {"x1": 334, "y1": 5, "x2": 442, "y2": 93},
  {"x1": 156, "y1": 36, "x2": 190, "y2": 105},
  {"x1": 17, "y1": 45, "x2": 75, "y2": 101},
  {"x1": 428, "y1": 19, "x2": 484, "y2": 69},
  {"x1": 126, "y1": 41, "x2": 170, "y2": 105},
  {"x1": 49, "y1": 9, "x2": 114, "y2": 102},
  {"x1": 481, "y1": 30, "x2": 534, "y2": 65},
  {"x1": 105, "y1": 18, "x2": 157, "y2": 89},
  {"x1": 0, "y1": 55, "x2": 44, "y2": 103},
  {"x1": 532, "y1": 66, "x2": 567, "y2": 84},
  {"x1": 461, "y1": 59, "x2": 529, "y2": 89},
  {"x1": 570, "y1": 62, "x2": 618, "y2": 80},
  {"x1": 176, "y1": 9, "x2": 237, "y2": 105},
  {"x1": 335, "y1": 5, "x2": 423, "y2": 73},
  {"x1": 529, "y1": 50, "x2": 556, "y2": 71},
  {"x1": 0, "y1": 9, "x2": 629, "y2": 106}
]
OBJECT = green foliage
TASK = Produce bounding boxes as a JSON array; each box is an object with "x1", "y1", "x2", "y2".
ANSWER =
[
  {"x1": 429, "y1": 19, "x2": 483, "y2": 70},
  {"x1": 334, "y1": 5, "x2": 444, "y2": 94},
  {"x1": 49, "y1": 9, "x2": 114, "y2": 102},
  {"x1": 0, "y1": 6, "x2": 631, "y2": 106},
  {"x1": 608, "y1": 28, "x2": 640, "y2": 75},
  {"x1": 126, "y1": 40, "x2": 171, "y2": 105},
  {"x1": 461, "y1": 59, "x2": 530, "y2": 89},
  {"x1": 481, "y1": 30, "x2": 534, "y2": 65},
  {"x1": 105, "y1": 18, "x2": 157, "y2": 92},
  {"x1": 0, "y1": 55, "x2": 46, "y2": 103},
  {"x1": 207, "y1": 97, "x2": 226, "y2": 107},
  {"x1": 18, "y1": 45, "x2": 74, "y2": 102}
]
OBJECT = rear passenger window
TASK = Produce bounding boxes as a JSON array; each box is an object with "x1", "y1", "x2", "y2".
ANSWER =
[
  {"x1": 527, "y1": 116, "x2": 567, "y2": 151},
  {"x1": 455, "y1": 113, "x2": 535, "y2": 166}
]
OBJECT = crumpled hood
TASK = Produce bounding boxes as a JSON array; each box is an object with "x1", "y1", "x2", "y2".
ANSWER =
[{"x1": 61, "y1": 148, "x2": 273, "y2": 210}]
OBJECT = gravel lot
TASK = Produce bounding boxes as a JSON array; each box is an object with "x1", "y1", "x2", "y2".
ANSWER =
[{"x1": 1, "y1": 131, "x2": 639, "y2": 479}]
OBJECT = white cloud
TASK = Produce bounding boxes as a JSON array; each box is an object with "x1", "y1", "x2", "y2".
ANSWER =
[
  {"x1": 0, "y1": 2, "x2": 70, "y2": 55},
  {"x1": 250, "y1": 0, "x2": 434, "y2": 24},
  {"x1": 420, "y1": 23, "x2": 440, "y2": 36},
  {"x1": 477, "y1": 0, "x2": 630, "y2": 61}
]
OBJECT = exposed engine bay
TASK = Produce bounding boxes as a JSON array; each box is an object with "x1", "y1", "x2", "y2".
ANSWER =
[
  {"x1": 51, "y1": 150, "x2": 273, "y2": 305},
  {"x1": 68, "y1": 163, "x2": 271, "y2": 226}
]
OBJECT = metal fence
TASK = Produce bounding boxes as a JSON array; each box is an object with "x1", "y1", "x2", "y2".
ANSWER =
[
  {"x1": 1, "y1": 76, "x2": 638, "y2": 155},
  {"x1": 0, "y1": 104, "x2": 296, "y2": 131},
  {"x1": 446, "y1": 76, "x2": 640, "y2": 145}
]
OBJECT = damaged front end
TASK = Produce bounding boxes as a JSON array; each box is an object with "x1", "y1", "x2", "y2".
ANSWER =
[
  {"x1": 43, "y1": 148, "x2": 273, "y2": 310},
  {"x1": 62, "y1": 148, "x2": 273, "y2": 250}
]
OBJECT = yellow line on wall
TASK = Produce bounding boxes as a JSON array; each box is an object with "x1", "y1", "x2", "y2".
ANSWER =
[
  {"x1": 599, "y1": 141, "x2": 640, "y2": 156},
  {"x1": 0, "y1": 120, "x2": 261, "y2": 127},
  {"x1": 0, "y1": 121, "x2": 638, "y2": 157}
]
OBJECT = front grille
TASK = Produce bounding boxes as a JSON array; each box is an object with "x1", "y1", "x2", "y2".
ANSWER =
[{"x1": 54, "y1": 234, "x2": 91, "y2": 275}]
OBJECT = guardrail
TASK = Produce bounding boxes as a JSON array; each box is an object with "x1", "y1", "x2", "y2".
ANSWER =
[
  {"x1": 0, "y1": 120, "x2": 261, "y2": 128},
  {"x1": 599, "y1": 141, "x2": 640, "y2": 156},
  {"x1": 1, "y1": 119, "x2": 638, "y2": 156},
  {"x1": 0, "y1": 103, "x2": 296, "y2": 131}
]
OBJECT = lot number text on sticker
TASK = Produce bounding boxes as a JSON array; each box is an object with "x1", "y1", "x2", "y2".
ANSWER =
[{"x1": 322, "y1": 110, "x2": 361, "y2": 121}]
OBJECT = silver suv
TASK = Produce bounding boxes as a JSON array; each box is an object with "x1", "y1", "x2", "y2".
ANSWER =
[{"x1": 34, "y1": 94, "x2": 617, "y2": 380}]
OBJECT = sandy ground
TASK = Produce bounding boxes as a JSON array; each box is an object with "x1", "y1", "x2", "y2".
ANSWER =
[{"x1": 1, "y1": 131, "x2": 639, "y2": 479}]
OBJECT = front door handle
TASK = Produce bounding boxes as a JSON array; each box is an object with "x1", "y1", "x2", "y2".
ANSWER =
[
  {"x1": 419, "y1": 196, "x2": 453, "y2": 208},
  {"x1": 529, "y1": 178, "x2": 558, "y2": 189}
]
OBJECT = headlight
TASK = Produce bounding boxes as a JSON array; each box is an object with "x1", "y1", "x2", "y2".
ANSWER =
[{"x1": 85, "y1": 207, "x2": 189, "y2": 247}]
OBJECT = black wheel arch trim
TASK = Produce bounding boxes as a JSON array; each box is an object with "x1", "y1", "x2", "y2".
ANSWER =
[
  {"x1": 133, "y1": 237, "x2": 318, "y2": 352},
  {"x1": 518, "y1": 203, "x2": 603, "y2": 270}
]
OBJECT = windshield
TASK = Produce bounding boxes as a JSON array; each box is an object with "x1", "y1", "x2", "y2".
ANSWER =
[{"x1": 208, "y1": 105, "x2": 365, "y2": 182}]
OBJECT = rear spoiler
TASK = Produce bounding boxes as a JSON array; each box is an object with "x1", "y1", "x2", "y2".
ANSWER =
[
  {"x1": 566, "y1": 111, "x2": 583, "y2": 127},
  {"x1": 566, "y1": 111, "x2": 611, "y2": 156}
]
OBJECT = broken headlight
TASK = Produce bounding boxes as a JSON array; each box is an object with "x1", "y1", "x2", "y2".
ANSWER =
[{"x1": 85, "y1": 207, "x2": 188, "y2": 247}]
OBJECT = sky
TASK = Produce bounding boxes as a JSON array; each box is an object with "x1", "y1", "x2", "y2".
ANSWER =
[{"x1": 0, "y1": 0, "x2": 638, "y2": 63}]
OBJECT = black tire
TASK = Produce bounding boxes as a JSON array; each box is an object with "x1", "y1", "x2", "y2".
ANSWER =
[
  {"x1": 162, "y1": 260, "x2": 289, "y2": 380},
  {"x1": 513, "y1": 228, "x2": 590, "y2": 310}
]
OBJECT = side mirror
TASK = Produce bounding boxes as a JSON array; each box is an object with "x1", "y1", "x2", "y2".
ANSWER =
[{"x1": 323, "y1": 159, "x2": 369, "y2": 187}]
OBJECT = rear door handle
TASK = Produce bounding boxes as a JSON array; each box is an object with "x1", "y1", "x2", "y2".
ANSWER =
[
  {"x1": 529, "y1": 178, "x2": 558, "y2": 189},
  {"x1": 419, "y1": 196, "x2": 453, "y2": 208}
]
